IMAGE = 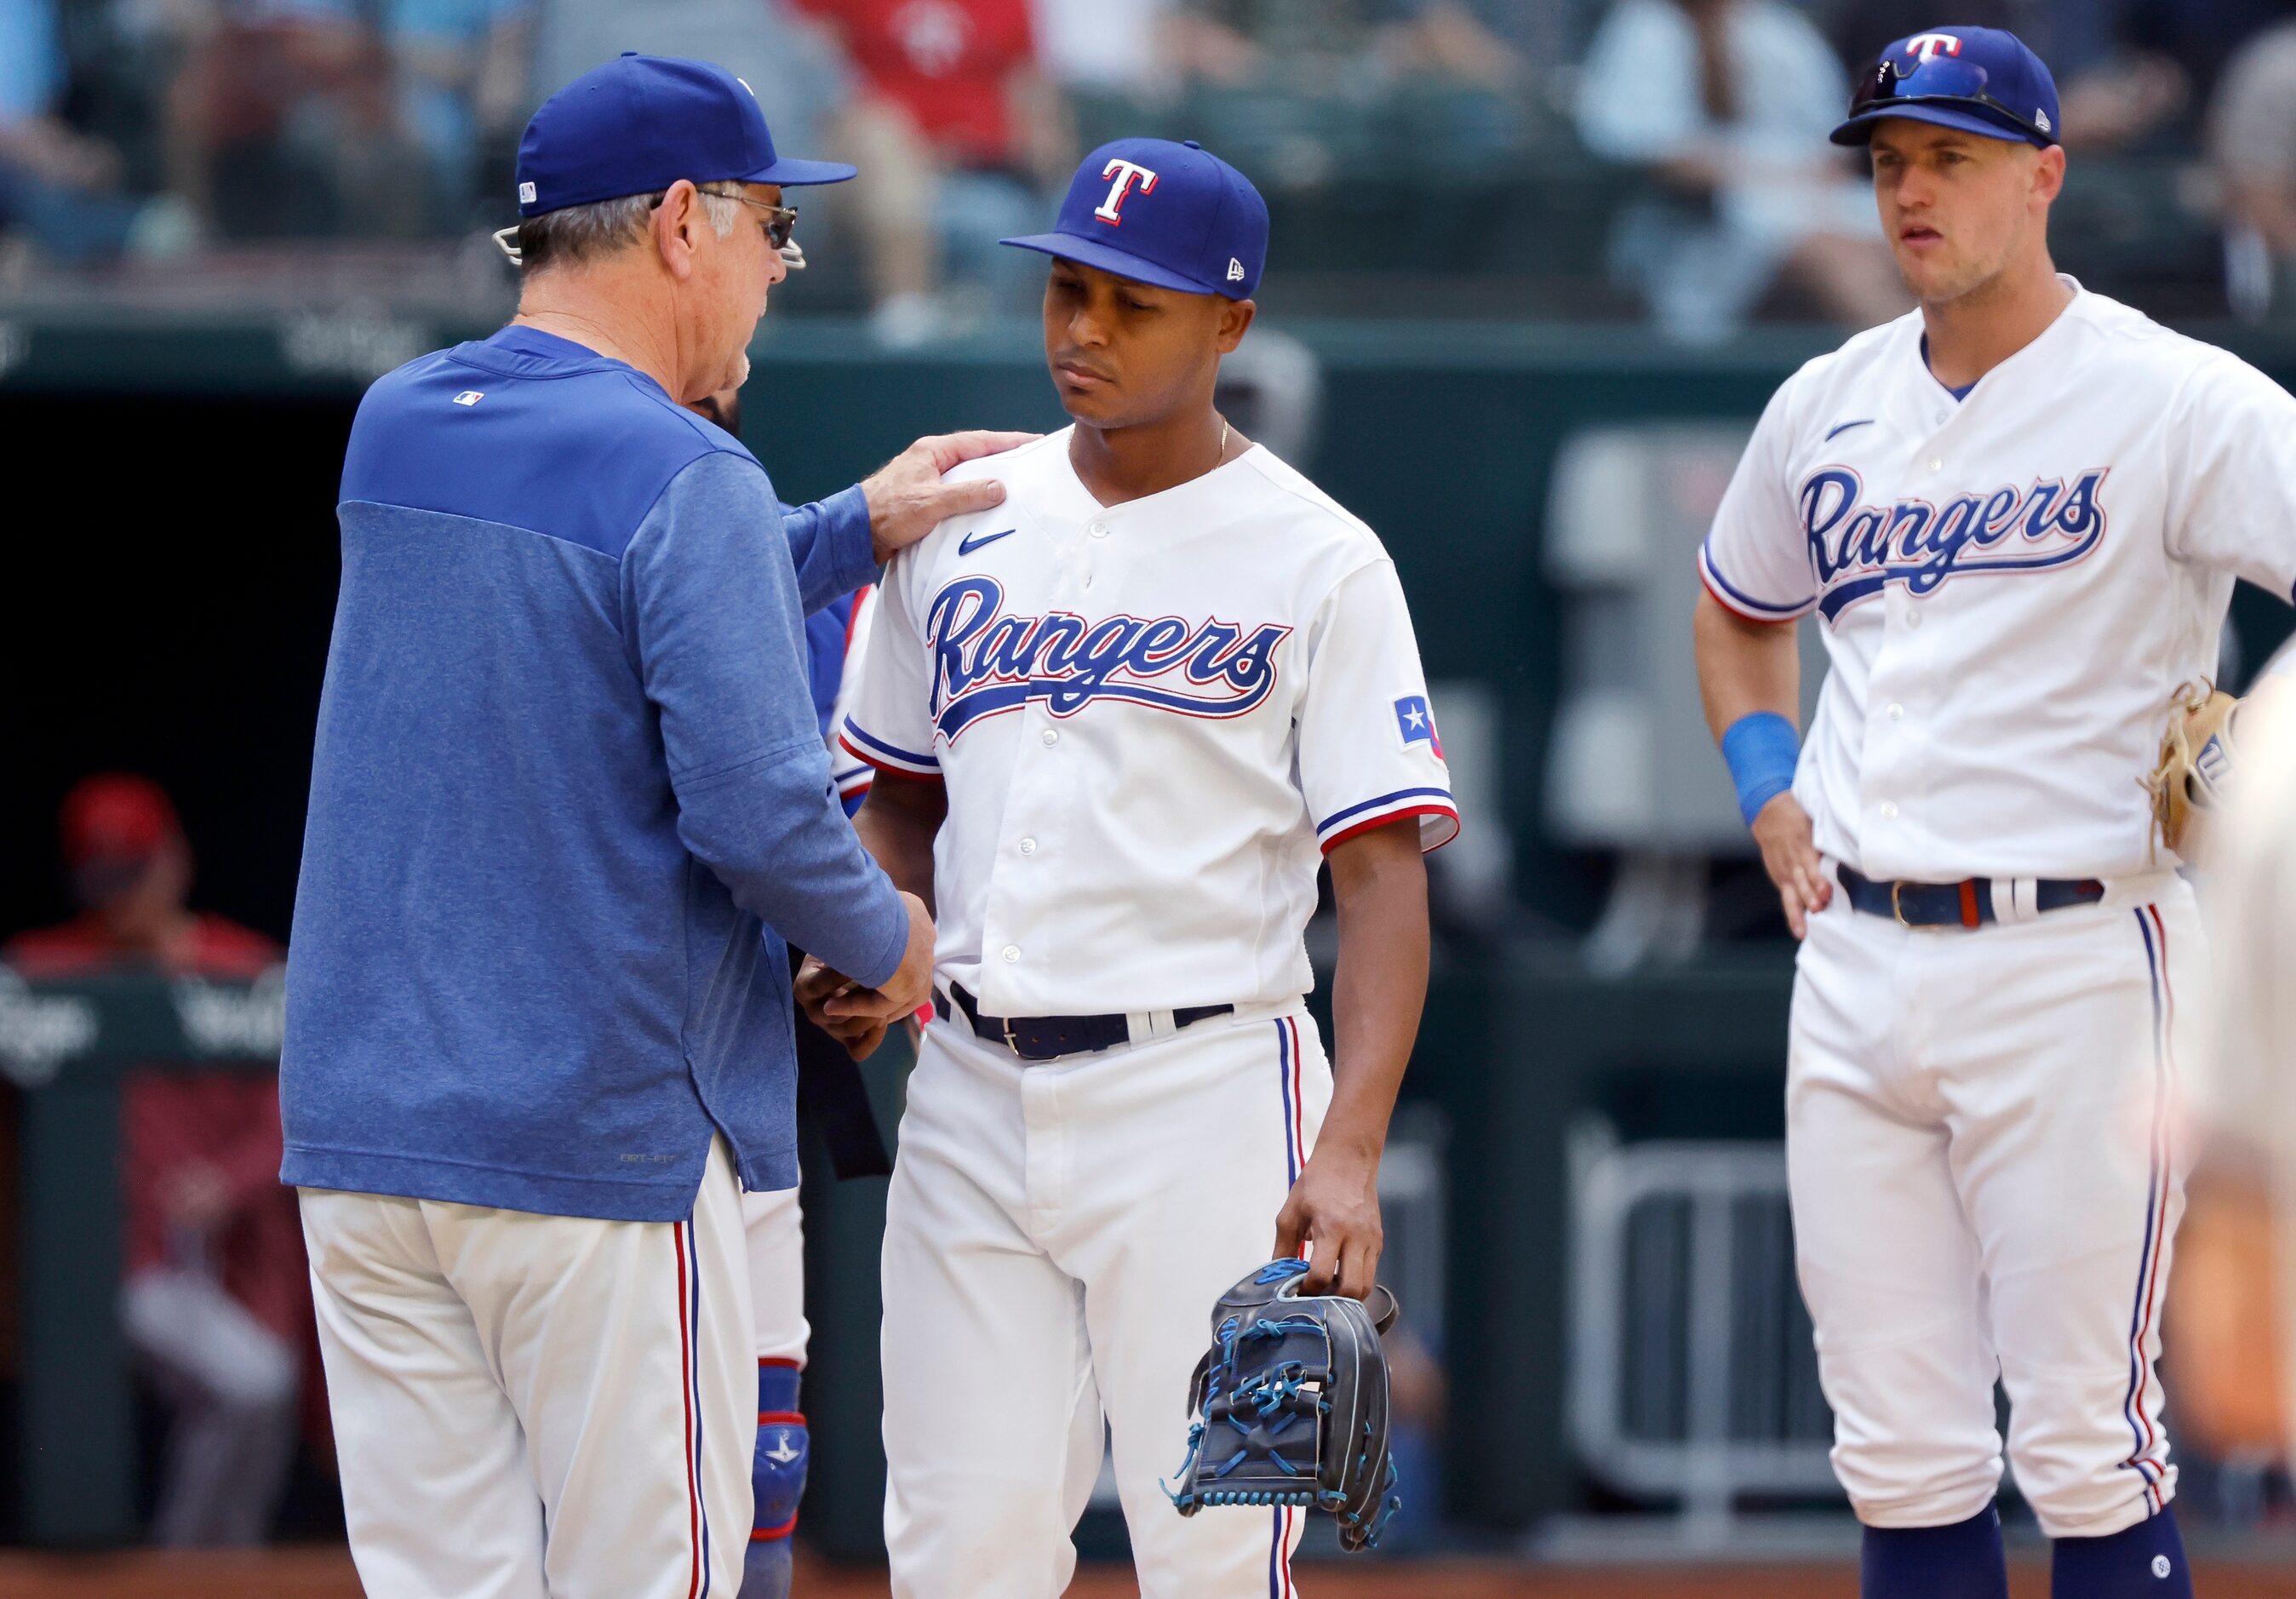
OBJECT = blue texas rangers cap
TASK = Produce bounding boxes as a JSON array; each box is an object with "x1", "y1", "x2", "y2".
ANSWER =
[
  {"x1": 1002, "y1": 138, "x2": 1268, "y2": 299},
  {"x1": 516, "y1": 53, "x2": 856, "y2": 218},
  {"x1": 1831, "y1": 26, "x2": 2061, "y2": 149}
]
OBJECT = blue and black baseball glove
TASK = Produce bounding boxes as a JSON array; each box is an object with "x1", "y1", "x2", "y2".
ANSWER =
[{"x1": 1165, "y1": 1257, "x2": 1401, "y2": 1552}]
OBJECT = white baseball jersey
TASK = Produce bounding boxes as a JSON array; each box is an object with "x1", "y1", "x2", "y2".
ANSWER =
[
  {"x1": 841, "y1": 428, "x2": 1457, "y2": 1017},
  {"x1": 827, "y1": 583, "x2": 879, "y2": 810},
  {"x1": 1701, "y1": 279, "x2": 2296, "y2": 882}
]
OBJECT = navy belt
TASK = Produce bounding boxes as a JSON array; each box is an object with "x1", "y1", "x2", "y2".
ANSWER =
[
  {"x1": 1837, "y1": 866, "x2": 2105, "y2": 930},
  {"x1": 941, "y1": 982, "x2": 1234, "y2": 1062}
]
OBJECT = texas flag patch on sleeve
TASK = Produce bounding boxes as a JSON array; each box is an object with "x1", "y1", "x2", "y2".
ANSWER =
[{"x1": 1394, "y1": 695, "x2": 1443, "y2": 758}]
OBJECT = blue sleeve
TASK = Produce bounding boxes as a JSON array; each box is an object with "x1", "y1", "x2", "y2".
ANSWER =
[
  {"x1": 624, "y1": 453, "x2": 910, "y2": 988},
  {"x1": 776, "y1": 484, "x2": 879, "y2": 617},
  {"x1": 805, "y1": 594, "x2": 857, "y2": 736}
]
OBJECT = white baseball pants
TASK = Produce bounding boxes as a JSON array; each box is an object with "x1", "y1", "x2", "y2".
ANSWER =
[
  {"x1": 123, "y1": 1263, "x2": 299, "y2": 1547},
  {"x1": 881, "y1": 1004, "x2": 1331, "y2": 1599},
  {"x1": 1789, "y1": 881, "x2": 2198, "y2": 1539},
  {"x1": 742, "y1": 1186, "x2": 809, "y2": 1365},
  {"x1": 300, "y1": 1136, "x2": 754, "y2": 1598}
]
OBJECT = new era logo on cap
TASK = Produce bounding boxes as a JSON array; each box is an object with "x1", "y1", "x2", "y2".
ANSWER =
[
  {"x1": 518, "y1": 181, "x2": 536, "y2": 203},
  {"x1": 1228, "y1": 258, "x2": 1245, "y2": 283}
]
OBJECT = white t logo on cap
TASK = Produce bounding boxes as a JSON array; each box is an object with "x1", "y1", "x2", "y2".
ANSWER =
[
  {"x1": 1094, "y1": 159, "x2": 1159, "y2": 226},
  {"x1": 1906, "y1": 32, "x2": 1962, "y2": 61}
]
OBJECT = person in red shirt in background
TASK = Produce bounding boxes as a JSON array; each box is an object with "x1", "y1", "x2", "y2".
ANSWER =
[
  {"x1": 796, "y1": 0, "x2": 1074, "y2": 344},
  {"x1": 4, "y1": 775, "x2": 304, "y2": 1548}
]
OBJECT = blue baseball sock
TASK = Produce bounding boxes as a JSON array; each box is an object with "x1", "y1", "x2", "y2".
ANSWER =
[
  {"x1": 1862, "y1": 1505, "x2": 2010, "y2": 1599},
  {"x1": 2052, "y1": 1504, "x2": 2191, "y2": 1597}
]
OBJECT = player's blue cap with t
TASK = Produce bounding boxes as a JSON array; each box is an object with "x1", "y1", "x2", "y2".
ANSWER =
[
  {"x1": 1002, "y1": 138, "x2": 1268, "y2": 299},
  {"x1": 516, "y1": 53, "x2": 856, "y2": 218},
  {"x1": 1830, "y1": 26, "x2": 2060, "y2": 150}
]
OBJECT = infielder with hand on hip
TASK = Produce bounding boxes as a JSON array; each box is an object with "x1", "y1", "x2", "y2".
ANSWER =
[
  {"x1": 1693, "y1": 26, "x2": 2296, "y2": 1599},
  {"x1": 279, "y1": 54, "x2": 1029, "y2": 1598},
  {"x1": 816, "y1": 138, "x2": 1457, "y2": 1597}
]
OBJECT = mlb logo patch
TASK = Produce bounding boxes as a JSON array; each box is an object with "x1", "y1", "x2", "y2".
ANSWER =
[
  {"x1": 1394, "y1": 695, "x2": 1441, "y2": 757},
  {"x1": 453, "y1": 390, "x2": 484, "y2": 407}
]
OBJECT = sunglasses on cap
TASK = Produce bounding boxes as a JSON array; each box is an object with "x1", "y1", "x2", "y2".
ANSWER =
[{"x1": 1849, "y1": 54, "x2": 2056, "y2": 146}]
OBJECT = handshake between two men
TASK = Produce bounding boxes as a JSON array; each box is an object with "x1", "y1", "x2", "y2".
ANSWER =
[{"x1": 796, "y1": 892, "x2": 936, "y2": 1061}]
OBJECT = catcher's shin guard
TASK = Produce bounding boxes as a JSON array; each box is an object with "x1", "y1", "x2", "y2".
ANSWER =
[
  {"x1": 753, "y1": 1359, "x2": 807, "y2": 1542},
  {"x1": 1165, "y1": 1258, "x2": 1403, "y2": 1551}
]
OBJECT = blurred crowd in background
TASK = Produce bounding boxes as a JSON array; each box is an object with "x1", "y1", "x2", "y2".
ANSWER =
[{"x1": 9, "y1": 0, "x2": 2296, "y2": 338}]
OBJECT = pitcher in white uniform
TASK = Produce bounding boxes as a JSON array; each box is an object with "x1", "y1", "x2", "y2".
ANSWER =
[
  {"x1": 1692, "y1": 26, "x2": 2296, "y2": 1599},
  {"x1": 810, "y1": 138, "x2": 1456, "y2": 1597}
]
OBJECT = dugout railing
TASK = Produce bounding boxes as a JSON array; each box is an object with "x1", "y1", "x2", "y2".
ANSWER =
[
  {"x1": 1566, "y1": 1129, "x2": 1836, "y2": 1540},
  {"x1": 0, "y1": 966, "x2": 284, "y2": 1544}
]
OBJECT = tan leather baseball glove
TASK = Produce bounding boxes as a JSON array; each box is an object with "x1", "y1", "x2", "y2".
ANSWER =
[{"x1": 2144, "y1": 680, "x2": 2241, "y2": 860}]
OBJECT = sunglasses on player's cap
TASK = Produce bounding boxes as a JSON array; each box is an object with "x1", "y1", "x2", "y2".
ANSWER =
[{"x1": 1831, "y1": 26, "x2": 2061, "y2": 150}]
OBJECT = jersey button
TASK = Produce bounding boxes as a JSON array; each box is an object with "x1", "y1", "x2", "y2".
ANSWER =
[
  {"x1": 1887, "y1": 703, "x2": 1904, "y2": 721},
  {"x1": 1090, "y1": 523, "x2": 1110, "y2": 540},
  {"x1": 1018, "y1": 838, "x2": 1037, "y2": 856},
  {"x1": 1906, "y1": 610, "x2": 1923, "y2": 629},
  {"x1": 1927, "y1": 457, "x2": 1943, "y2": 473},
  {"x1": 1001, "y1": 944, "x2": 1021, "y2": 963},
  {"x1": 1879, "y1": 801, "x2": 1899, "y2": 820},
  {"x1": 1040, "y1": 729, "x2": 1060, "y2": 746}
]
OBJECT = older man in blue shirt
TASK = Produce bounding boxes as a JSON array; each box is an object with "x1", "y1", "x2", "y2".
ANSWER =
[{"x1": 282, "y1": 54, "x2": 1027, "y2": 1597}]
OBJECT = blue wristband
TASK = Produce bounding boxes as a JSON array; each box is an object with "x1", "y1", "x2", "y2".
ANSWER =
[{"x1": 1721, "y1": 712, "x2": 1800, "y2": 828}]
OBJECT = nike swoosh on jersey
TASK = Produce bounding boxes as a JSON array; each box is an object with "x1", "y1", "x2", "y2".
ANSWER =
[
  {"x1": 1824, "y1": 419, "x2": 1876, "y2": 441},
  {"x1": 958, "y1": 528, "x2": 1016, "y2": 555}
]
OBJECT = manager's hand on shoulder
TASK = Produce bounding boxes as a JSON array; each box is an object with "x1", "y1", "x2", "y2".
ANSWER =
[{"x1": 863, "y1": 432, "x2": 1040, "y2": 562}]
